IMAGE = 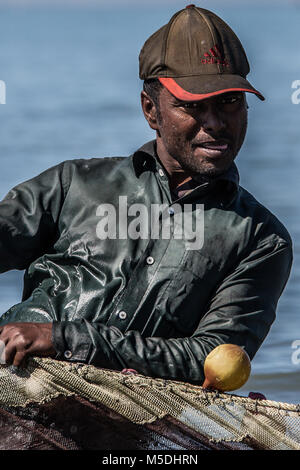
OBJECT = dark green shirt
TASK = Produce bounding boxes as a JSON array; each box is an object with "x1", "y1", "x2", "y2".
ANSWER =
[{"x1": 0, "y1": 141, "x2": 293, "y2": 384}]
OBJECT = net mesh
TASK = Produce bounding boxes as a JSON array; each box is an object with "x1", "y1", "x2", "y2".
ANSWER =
[{"x1": 0, "y1": 357, "x2": 299, "y2": 450}]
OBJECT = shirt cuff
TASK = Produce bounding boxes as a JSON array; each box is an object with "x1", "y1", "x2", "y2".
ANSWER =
[{"x1": 52, "y1": 320, "x2": 91, "y2": 362}]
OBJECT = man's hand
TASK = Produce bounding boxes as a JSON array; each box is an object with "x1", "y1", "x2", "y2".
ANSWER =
[{"x1": 0, "y1": 322, "x2": 56, "y2": 367}]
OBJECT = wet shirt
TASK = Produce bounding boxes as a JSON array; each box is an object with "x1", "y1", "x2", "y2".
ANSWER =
[{"x1": 0, "y1": 141, "x2": 293, "y2": 384}]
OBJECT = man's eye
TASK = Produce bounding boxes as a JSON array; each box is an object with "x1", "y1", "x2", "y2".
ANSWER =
[
  {"x1": 220, "y1": 95, "x2": 242, "y2": 105},
  {"x1": 182, "y1": 102, "x2": 202, "y2": 109}
]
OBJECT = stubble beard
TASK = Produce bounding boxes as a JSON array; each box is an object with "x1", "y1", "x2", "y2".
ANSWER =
[
  {"x1": 169, "y1": 124, "x2": 247, "y2": 180},
  {"x1": 168, "y1": 142, "x2": 238, "y2": 181},
  {"x1": 173, "y1": 152, "x2": 233, "y2": 179}
]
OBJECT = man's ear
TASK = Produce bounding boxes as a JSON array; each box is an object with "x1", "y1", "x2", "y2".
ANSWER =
[{"x1": 141, "y1": 91, "x2": 160, "y2": 131}]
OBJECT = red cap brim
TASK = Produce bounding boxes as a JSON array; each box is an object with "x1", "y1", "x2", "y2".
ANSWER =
[{"x1": 159, "y1": 77, "x2": 265, "y2": 101}]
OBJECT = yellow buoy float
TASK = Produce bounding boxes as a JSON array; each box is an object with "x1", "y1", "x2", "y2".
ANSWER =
[{"x1": 202, "y1": 344, "x2": 251, "y2": 392}]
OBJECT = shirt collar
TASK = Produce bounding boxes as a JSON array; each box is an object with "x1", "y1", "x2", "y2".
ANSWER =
[{"x1": 133, "y1": 140, "x2": 240, "y2": 207}]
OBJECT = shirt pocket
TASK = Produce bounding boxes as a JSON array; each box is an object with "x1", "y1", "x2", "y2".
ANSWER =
[{"x1": 161, "y1": 252, "x2": 222, "y2": 334}]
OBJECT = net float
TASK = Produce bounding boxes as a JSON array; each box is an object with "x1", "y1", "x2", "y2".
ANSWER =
[{"x1": 202, "y1": 344, "x2": 251, "y2": 392}]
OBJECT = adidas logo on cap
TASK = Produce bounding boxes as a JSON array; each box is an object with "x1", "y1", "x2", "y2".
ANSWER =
[{"x1": 202, "y1": 45, "x2": 229, "y2": 67}]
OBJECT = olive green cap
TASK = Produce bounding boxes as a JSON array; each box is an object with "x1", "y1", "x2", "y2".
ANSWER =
[{"x1": 139, "y1": 5, "x2": 264, "y2": 101}]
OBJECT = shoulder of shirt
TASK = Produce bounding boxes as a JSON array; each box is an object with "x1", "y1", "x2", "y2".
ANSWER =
[
  {"x1": 61, "y1": 156, "x2": 131, "y2": 176},
  {"x1": 62, "y1": 155, "x2": 128, "y2": 168},
  {"x1": 56, "y1": 156, "x2": 131, "y2": 197},
  {"x1": 33, "y1": 156, "x2": 129, "y2": 182},
  {"x1": 236, "y1": 185, "x2": 293, "y2": 248}
]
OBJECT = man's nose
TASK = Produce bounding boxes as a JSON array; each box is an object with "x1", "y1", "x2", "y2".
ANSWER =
[{"x1": 200, "y1": 104, "x2": 226, "y2": 133}]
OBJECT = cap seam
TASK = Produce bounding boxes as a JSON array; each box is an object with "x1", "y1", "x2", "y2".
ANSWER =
[
  {"x1": 195, "y1": 9, "x2": 221, "y2": 74},
  {"x1": 162, "y1": 10, "x2": 183, "y2": 74}
]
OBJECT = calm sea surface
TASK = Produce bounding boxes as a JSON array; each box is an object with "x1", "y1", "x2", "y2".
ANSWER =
[{"x1": 0, "y1": 1, "x2": 299, "y2": 404}]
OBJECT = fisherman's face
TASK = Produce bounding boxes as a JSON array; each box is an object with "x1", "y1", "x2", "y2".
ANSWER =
[{"x1": 152, "y1": 87, "x2": 248, "y2": 178}]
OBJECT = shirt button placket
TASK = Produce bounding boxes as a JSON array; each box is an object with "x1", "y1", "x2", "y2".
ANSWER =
[
  {"x1": 118, "y1": 310, "x2": 127, "y2": 320},
  {"x1": 146, "y1": 256, "x2": 155, "y2": 265}
]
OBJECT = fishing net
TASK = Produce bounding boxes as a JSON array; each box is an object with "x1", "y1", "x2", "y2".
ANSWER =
[{"x1": 0, "y1": 357, "x2": 299, "y2": 450}]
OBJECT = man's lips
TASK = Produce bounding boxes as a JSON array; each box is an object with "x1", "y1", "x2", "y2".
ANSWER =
[
  {"x1": 192, "y1": 140, "x2": 231, "y2": 157},
  {"x1": 201, "y1": 142, "x2": 228, "y2": 150}
]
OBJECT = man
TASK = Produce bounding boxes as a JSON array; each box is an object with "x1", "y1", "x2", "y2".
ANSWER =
[{"x1": 0, "y1": 6, "x2": 292, "y2": 384}]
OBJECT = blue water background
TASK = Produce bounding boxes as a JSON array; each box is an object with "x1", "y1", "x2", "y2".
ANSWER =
[{"x1": 0, "y1": 1, "x2": 299, "y2": 404}]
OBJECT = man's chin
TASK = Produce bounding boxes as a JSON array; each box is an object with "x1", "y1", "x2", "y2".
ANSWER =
[{"x1": 182, "y1": 159, "x2": 234, "y2": 180}]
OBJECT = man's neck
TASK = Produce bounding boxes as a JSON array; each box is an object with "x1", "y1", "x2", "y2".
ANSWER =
[{"x1": 155, "y1": 141, "x2": 193, "y2": 191}]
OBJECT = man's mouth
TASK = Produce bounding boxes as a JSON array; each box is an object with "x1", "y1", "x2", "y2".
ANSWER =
[
  {"x1": 201, "y1": 142, "x2": 229, "y2": 151},
  {"x1": 192, "y1": 140, "x2": 230, "y2": 157}
]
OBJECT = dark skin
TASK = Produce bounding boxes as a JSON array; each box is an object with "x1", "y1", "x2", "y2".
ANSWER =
[
  {"x1": 0, "y1": 322, "x2": 56, "y2": 367},
  {"x1": 0, "y1": 86, "x2": 248, "y2": 367},
  {"x1": 141, "y1": 86, "x2": 248, "y2": 190}
]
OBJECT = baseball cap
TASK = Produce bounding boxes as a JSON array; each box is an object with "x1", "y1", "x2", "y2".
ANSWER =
[{"x1": 139, "y1": 5, "x2": 265, "y2": 101}]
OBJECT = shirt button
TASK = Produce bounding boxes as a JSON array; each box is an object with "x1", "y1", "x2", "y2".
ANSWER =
[
  {"x1": 64, "y1": 350, "x2": 72, "y2": 359},
  {"x1": 146, "y1": 256, "x2": 155, "y2": 265},
  {"x1": 158, "y1": 169, "x2": 165, "y2": 177},
  {"x1": 118, "y1": 310, "x2": 127, "y2": 320}
]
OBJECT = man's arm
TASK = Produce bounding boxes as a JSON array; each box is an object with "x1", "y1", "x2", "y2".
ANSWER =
[
  {"x1": 0, "y1": 162, "x2": 70, "y2": 366},
  {"x1": 0, "y1": 237, "x2": 292, "y2": 382},
  {"x1": 0, "y1": 162, "x2": 68, "y2": 272}
]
